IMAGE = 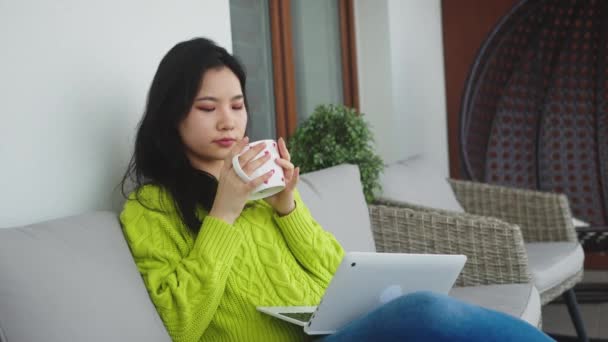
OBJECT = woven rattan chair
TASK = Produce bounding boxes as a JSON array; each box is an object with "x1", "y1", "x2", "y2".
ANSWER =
[
  {"x1": 460, "y1": 0, "x2": 608, "y2": 237},
  {"x1": 369, "y1": 202, "x2": 532, "y2": 288},
  {"x1": 448, "y1": 179, "x2": 584, "y2": 299},
  {"x1": 368, "y1": 202, "x2": 542, "y2": 327},
  {"x1": 379, "y1": 156, "x2": 585, "y2": 339},
  {"x1": 459, "y1": 0, "x2": 608, "y2": 257}
]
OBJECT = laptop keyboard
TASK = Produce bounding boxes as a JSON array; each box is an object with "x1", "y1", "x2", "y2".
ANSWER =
[{"x1": 278, "y1": 312, "x2": 313, "y2": 323}]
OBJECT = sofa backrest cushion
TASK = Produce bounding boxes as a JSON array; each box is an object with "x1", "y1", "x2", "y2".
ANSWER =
[
  {"x1": 298, "y1": 164, "x2": 376, "y2": 252},
  {"x1": 0, "y1": 212, "x2": 171, "y2": 342},
  {"x1": 379, "y1": 155, "x2": 465, "y2": 213}
]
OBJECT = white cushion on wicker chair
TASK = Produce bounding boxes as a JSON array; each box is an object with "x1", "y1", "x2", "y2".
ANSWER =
[
  {"x1": 380, "y1": 155, "x2": 464, "y2": 213},
  {"x1": 572, "y1": 217, "x2": 589, "y2": 227},
  {"x1": 525, "y1": 242, "x2": 584, "y2": 293},
  {"x1": 450, "y1": 283, "x2": 541, "y2": 327},
  {"x1": 299, "y1": 164, "x2": 376, "y2": 252}
]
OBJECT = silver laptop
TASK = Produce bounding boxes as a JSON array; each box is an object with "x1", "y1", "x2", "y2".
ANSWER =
[{"x1": 257, "y1": 252, "x2": 466, "y2": 335}]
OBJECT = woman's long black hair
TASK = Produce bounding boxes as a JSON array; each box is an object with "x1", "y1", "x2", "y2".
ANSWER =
[{"x1": 121, "y1": 37, "x2": 248, "y2": 234}]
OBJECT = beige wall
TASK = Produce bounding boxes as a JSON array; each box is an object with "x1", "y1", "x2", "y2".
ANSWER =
[{"x1": 355, "y1": 0, "x2": 449, "y2": 173}]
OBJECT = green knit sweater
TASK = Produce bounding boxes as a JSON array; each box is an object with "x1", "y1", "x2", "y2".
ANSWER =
[{"x1": 120, "y1": 185, "x2": 345, "y2": 342}]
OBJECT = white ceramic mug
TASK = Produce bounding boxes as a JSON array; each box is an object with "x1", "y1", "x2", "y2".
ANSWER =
[{"x1": 231, "y1": 139, "x2": 286, "y2": 200}]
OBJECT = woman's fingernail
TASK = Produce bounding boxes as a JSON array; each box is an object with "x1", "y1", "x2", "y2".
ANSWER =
[
  {"x1": 271, "y1": 169, "x2": 275, "y2": 174},
  {"x1": 264, "y1": 180, "x2": 269, "y2": 184},
  {"x1": 264, "y1": 150, "x2": 269, "y2": 155},
  {"x1": 281, "y1": 177, "x2": 284, "y2": 182}
]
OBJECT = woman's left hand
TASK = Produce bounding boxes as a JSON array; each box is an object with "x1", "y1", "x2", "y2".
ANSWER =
[{"x1": 264, "y1": 137, "x2": 300, "y2": 215}]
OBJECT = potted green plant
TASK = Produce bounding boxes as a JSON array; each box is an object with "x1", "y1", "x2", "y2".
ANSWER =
[{"x1": 288, "y1": 104, "x2": 384, "y2": 203}]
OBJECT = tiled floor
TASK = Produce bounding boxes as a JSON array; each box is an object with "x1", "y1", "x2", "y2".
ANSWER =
[{"x1": 542, "y1": 271, "x2": 608, "y2": 341}]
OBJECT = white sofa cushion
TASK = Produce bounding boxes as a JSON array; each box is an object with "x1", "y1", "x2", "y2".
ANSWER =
[
  {"x1": 299, "y1": 164, "x2": 376, "y2": 252},
  {"x1": 525, "y1": 242, "x2": 584, "y2": 293},
  {"x1": 379, "y1": 155, "x2": 464, "y2": 213},
  {"x1": 572, "y1": 217, "x2": 589, "y2": 227},
  {"x1": 450, "y1": 283, "x2": 541, "y2": 328}
]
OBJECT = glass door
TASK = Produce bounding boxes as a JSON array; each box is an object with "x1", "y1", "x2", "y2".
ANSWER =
[{"x1": 230, "y1": 0, "x2": 359, "y2": 138}]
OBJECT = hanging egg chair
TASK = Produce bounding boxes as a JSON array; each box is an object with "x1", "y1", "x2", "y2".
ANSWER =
[{"x1": 459, "y1": 0, "x2": 608, "y2": 253}]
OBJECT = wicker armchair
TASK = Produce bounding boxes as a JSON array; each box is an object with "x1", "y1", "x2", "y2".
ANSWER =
[
  {"x1": 368, "y1": 203, "x2": 531, "y2": 287},
  {"x1": 378, "y1": 157, "x2": 585, "y2": 338},
  {"x1": 367, "y1": 202, "x2": 542, "y2": 328},
  {"x1": 448, "y1": 179, "x2": 583, "y2": 303}
]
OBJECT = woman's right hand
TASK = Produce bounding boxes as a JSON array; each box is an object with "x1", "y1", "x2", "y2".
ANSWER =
[{"x1": 208, "y1": 137, "x2": 274, "y2": 224}]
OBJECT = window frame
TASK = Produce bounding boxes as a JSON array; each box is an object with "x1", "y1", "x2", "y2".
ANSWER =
[{"x1": 268, "y1": 0, "x2": 359, "y2": 138}]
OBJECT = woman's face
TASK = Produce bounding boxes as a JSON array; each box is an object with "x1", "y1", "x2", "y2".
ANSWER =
[{"x1": 179, "y1": 66, "x2": 247, "y2": 173}]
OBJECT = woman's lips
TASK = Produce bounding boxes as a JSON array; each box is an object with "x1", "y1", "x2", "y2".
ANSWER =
[{"x1": 214, "y1": 139, "x2": 235, "y2": 148}]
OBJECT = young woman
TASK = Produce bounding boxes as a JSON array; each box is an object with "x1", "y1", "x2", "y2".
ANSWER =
[{"x1": 120, "y1": 37, "x2": 554, "y2": 342}]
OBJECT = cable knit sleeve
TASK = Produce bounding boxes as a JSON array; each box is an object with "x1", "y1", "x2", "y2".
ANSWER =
[
  {"x1": 272, "y1": 189, "x2": 345, "y2": 287},
  {"x1": 120, "y1": 193, "x2": 243, "y2": 342}
]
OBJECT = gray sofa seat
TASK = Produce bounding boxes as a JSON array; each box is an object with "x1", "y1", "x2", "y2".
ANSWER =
[
  {"x1": 525, "y1": 242, "x2": 585, "y2": 294},
  {"x1": 0, "y1": 212, "x2": 171, "y2": 342},
  {"x1": 449, "y1": 284, "x2": 541, "y2": 328}
]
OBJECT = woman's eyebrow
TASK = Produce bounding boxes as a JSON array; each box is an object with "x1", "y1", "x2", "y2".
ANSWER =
[{"x1": 195, "y1": 95, "x2": 243, "y2": 102}]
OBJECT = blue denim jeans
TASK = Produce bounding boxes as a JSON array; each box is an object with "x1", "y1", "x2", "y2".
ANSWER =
[{"x1": 322, "y1": 291, "x2": 554, "y2": 342}]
